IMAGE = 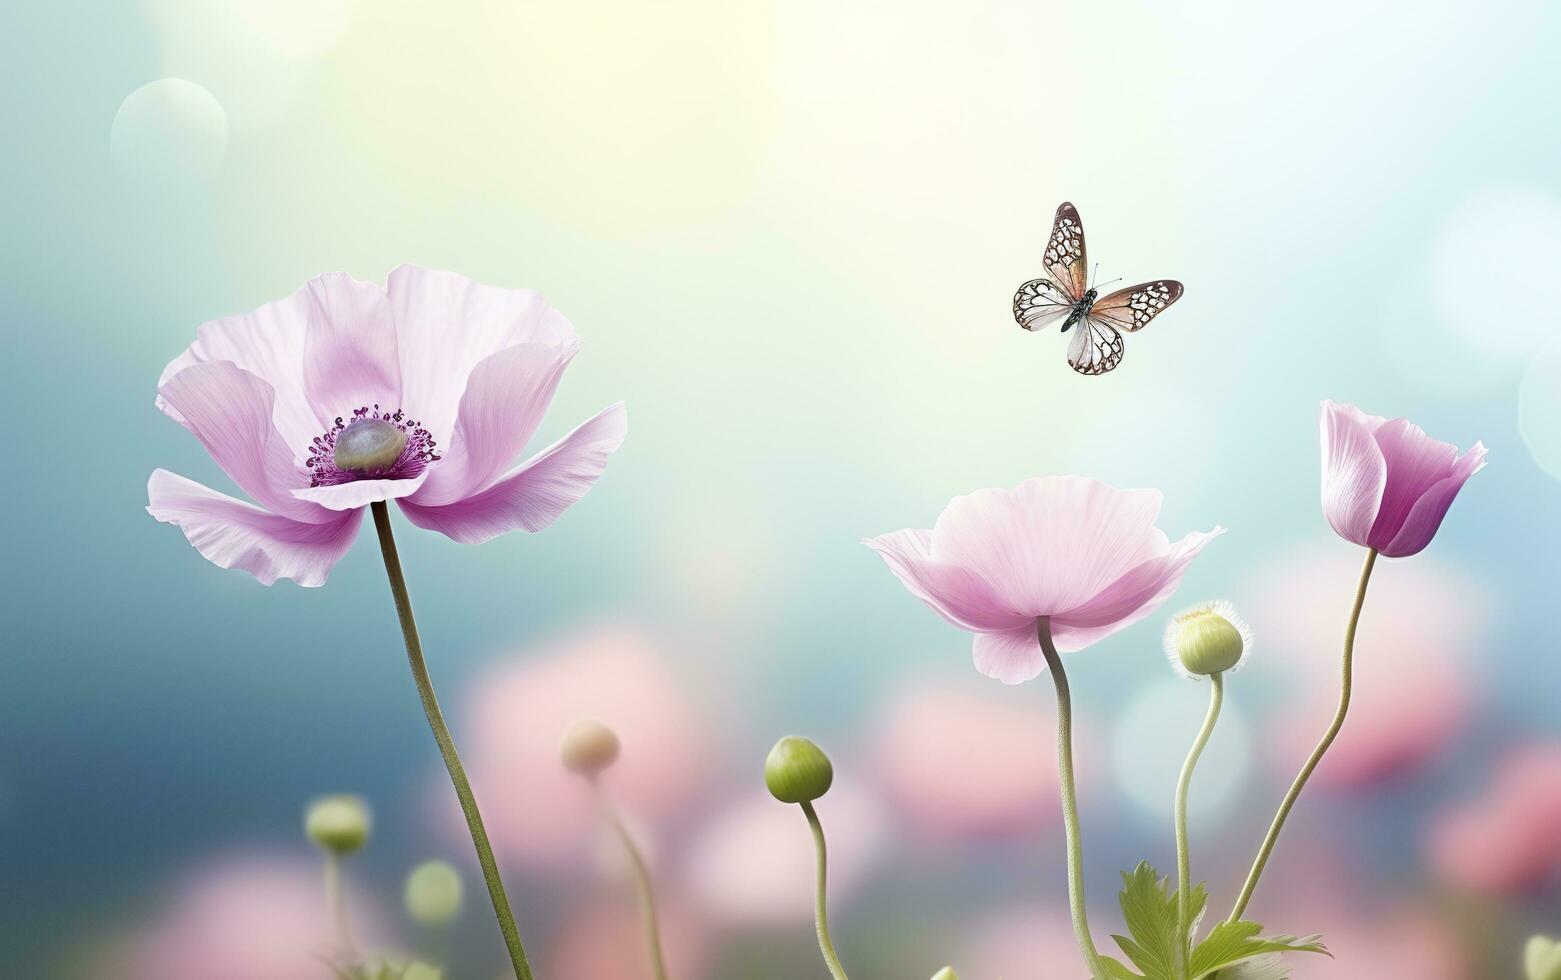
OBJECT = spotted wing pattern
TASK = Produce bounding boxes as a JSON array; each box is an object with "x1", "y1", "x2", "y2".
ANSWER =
[
  {"x1": 1066, "y1": 317, "x2": 1125, "y2": 375},
  {"x1": 1089, "y1": 280, "x2": 1183, "y2": 332},
  {"x1": 1013, "y1": 276, "x2": 1073, "y2": 331},
  {"x1": 1043, "y1": 202, "x2": 1088, "y2": 301}
]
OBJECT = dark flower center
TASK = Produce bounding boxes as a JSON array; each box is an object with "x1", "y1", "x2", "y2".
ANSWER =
[{"x1": 305, "y1": 406, "x2": 440, "y2": 488}]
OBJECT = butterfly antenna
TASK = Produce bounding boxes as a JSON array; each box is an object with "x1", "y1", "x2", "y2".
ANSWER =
[
  {"x1": 1090, "y1": 262, "x2": 1100, "y2": 290},
  {"x1": 1097, "y1": 275, "x2": 1123, "y2": 291}
]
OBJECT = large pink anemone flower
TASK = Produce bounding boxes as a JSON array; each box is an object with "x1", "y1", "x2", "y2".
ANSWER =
[
  {"x1": 865, "y1": 476, "x2": 1223, "y2": 683},
  {"x1": 148, "y1": 266, "x2": 627, "y2": 586},
  {"x1": 1319, "y1": 400, "x2": 1485, "y2": 558}
]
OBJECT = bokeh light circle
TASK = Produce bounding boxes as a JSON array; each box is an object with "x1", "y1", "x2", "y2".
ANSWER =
[
  {"x1": 1519, "y1": 340, "x2": 1561, "y2": 481},
  {"x1": 109, "y1": 79, "x2": 227, "y2": 182},
  {"x1": 1431, "y1": 186, "x2": 1561, "y2": 365},
  {"x1": 1112, "y1": 680, "x2": 1252, "y2": 824}
]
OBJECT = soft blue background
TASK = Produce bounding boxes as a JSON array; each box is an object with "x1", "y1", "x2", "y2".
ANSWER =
[{"x1": 3, "y1": 1, "x2": 1560, "y2": 976}]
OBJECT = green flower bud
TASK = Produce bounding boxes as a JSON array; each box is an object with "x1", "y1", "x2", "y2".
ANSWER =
[
  {"x1": 764, "y1": 735, "x2": 834, "y2": 804},
  {"x1": 334, "y1": 418, "x2": 408, "y2": 474},
  {"x1": 559, "y1": 718, "x2": 621, "y2": 777},
  {"x1": 1528, "y1": 935, "x2": 1561, "y2": 980},
  {"x1": 404, "y1": 859, "x2": 464, "y2": 927},
  {"x1": 305, "y1": 794, "x2": 372, "y2": 855},
  {"x1": 1163, "y1": 600, "x2": 1252, "y2": 679},
  {"x1": 400, "y1": 963, "x2": 443, "y2": 980},
  {"x1": 930, "y1": 969, "x2": 960, "y2": 980}
]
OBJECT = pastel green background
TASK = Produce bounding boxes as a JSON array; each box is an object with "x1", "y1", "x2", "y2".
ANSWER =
[{"x1": 3, "y1": 1, "x2": 1560, "y2": 977}]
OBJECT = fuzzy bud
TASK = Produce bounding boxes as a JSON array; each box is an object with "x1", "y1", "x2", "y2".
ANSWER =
[
  {"x1": 1528, "y1": 936, "x2": 1561, "y2": 980},
  {"x1": 404, "y1": 860, "x2": 464, "y2": 927},
  {"x1": 304, "y1": 794, "x2": 372, "y2": 855},
  {"x1": 764, "y1": 735, "x2": 834, "y2": 804},
  {"x1": 1164, "y1": 601, "x2": 1253, "y2": 679},
  {"x1": 559, "y1": 719, "x2": 621, "y2": 778}
]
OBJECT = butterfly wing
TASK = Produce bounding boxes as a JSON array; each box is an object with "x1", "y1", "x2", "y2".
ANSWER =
[
  {"x1": 1089, "y1": 280, "x2": 1183, "y2": 332},
  {"x1": 1067, "y1": 317, "x2": 1124, "y2": 375},
  {"x1": 1044, "y1": 202, "x2": 1089, "y2": 302},
  {"x1": 1013, "y1": 277, "x2": 1073, "y2": 331}
]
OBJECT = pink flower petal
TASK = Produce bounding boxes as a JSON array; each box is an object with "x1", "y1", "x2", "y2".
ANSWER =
[
  {"x1": 410, "y1": 341, "x2": 581, "y2": 506},
  {"x1": 298, "y1": 272, "x2": 402, "y2": 424},
  {"x1": 157, "y1": 361, "x2": 331, "y2": 524},
  {"x1": 863, "y1": 529, "x2": 1032, "y2": 632},
  {"x1": 1050, "y1": 527, "x2": 1225, "y2": 651},
  {"x1": 972, "y1": 624, "x2": 1047, "y2": 683},
  {"x1": 387, "y1": 265, "x2": 577, "y2": 441},
  {"x1": 398, "y1": 401, "x2": 627, "y2": 545},
  {"x1": 1319, "y1": 400, "x2": 1388, "y2": 548},
  {"x1": 1379, "y1": 442, "x2": 1488, "y2": 557},
  {"x1": 1366, "y1": 417, "x2": 1463, "y2": 548},
  {"x1": 292, "y1": 471, "x2": 430, "y2": 511},
  {"x1": 156, "y1": 281, "x2": 323, "y2": 449},
  {"x1": 147, "y1": 470, "x2": 362, "y2": 587},
  {"x1": 930, "y1": 477, "x2": 1168, "y2": 617}
]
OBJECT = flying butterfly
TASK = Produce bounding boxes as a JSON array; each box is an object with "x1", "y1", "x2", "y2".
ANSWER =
[{"x1": 1013, "y1": 202, "x2": 1183, "y2": 376}]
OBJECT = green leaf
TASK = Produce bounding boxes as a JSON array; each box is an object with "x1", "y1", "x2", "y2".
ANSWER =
[
  {"x1": 1100, "y1": 954, "x2": 1147, "y2": 979},
  {"x1": 1189, "y1": 919, "x2": 1328, "y2": 979},
  {"x1": 1112, "y1": 862, "x2": 1209, "y2": 980}
]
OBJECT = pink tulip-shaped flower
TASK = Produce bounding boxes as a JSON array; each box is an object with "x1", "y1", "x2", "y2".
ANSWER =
[
  {"x1": 148, "y1": 266, "x2": 627, "y2": 585},
  {"x1": 1319, "y1": 401, "x2": 1486, "y2": 558},
  {"x1": 865, "y1": 476, "x2": 1222, "y2": 683}
]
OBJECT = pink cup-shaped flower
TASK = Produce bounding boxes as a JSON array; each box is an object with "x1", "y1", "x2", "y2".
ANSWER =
[
  {"x1": 1319, "y1": 401, "x2": 1486, "y2": 558},
  {"x1": 148, "y1": 266, "x2": 627, "y2": 586},
  {"x1": 865, "y1": 476, "x2": 1222, "y2": 683}
]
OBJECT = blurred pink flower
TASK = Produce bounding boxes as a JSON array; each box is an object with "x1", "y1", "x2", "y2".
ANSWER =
[
  {"x1": 1250, "y1": 546, "x2": 1483, "y2": 788},
  {"x1": 870, "y1": 678, "x2": 1069, "y2": 838},
  {"x1": 1234, "y1": 853, "x2": 1466, "y2": 979},
  {"x1": 683, "y1": 786, "x2": 887, "y2": 926},
  {"x1": 1319, "y1": 401, "x2": 1485, "y2": 558},
  {"x1": 954, "y1": 905, "x2": 1090, "y2": 978},
  {"x1": 1428, "y1": 743, "x2": 1561, "y2": 894},
  {"x1": 149, "y1": 266, "x2": 626, "y2": 586},
  {"x1": 127, "y1": 853, "x2": 385, "y2": 980},
  {"x1": 866, "y1": 476, "x2": 1222, "y2": 683},
  {"x1": 451, "y1": 625, "x2": 710, "y2": 868},
  {"x1": 549, "y1": 895, "x2": 708, "y2": 980}
]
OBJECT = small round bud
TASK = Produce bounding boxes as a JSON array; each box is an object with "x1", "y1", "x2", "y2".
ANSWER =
[
  {"x1": 1164, "y1": 601, "x2": 1253, "y2": 679},
  {"x1": 559, "y1": 719, "x2": 621, "y2": 777},
  {"x1": 304, "y1": 794, "x2": 372, "y2": 855},
  {"x1": 930, "y1": 969, "x2": 960, "y2": 980},
  {"x1": 764, "y1": 735, "x2": 834, "y2": 804},
  {"x1": 334, "y1": 418, "x2": 408, "y2": 474},
  {"x1": 1528, "y1": 935, "x2": 1561, "y2": 980},
  {"x1": 405, "y1": 860, "x2": 464, "y2": 927}
]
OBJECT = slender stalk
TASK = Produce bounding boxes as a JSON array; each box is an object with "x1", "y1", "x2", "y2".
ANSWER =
[
  {"x1": 1227, "y1": 548, "x2": 1378, "y2": 922},
  {"x1": 597, "y1": 788, "x2": 670, "y2": 980},
  {"x1": 1174, "y1": 673, "x2": 1224, "y2": 979},
  {"x1": 1038, "y1": 617, "x2": 1107, "y2": 980},
  {"x1": 370, "y1": 501, "x2": 534, "y2": 980},
  {"x1": 800, "y1": 800, "x2": 850, "y2": 980},
  {"x1": 324, "y1": 852, "x2": 358, "y2": 958}
]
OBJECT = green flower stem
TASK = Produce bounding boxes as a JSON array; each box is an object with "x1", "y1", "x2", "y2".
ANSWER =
[
  {"x1": 370, "y1": 501, "x2": 534, "y2": 980},
  {"x1": 1174, "y1": 672, "x2": 1224, "y2": 980},
  {"x1": 1227, "y1": 547, "x2": 1378, "y2": 923},
  {"x1": 598, "y1": 789, "x2": 670, "y2": 980},
  {"x1": 323, "y1": 851, "x2": 358, "y2": 958},
  {"x1": 800, "y1": 800, "x2": 850, "y2": 980},
  {"x1": 1038, "y1": 617, "x2": 1108, "y2": 980}
]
